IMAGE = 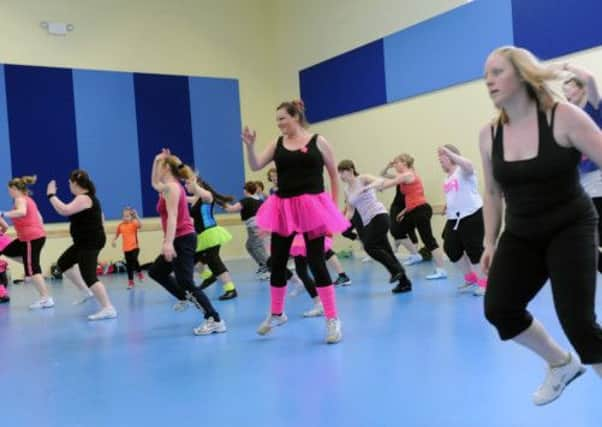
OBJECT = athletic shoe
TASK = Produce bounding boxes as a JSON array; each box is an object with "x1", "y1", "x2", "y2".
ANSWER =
[
  {"x1": 193, "y1": 317, "x2": 227, "y2": 335},
  {"x1": 325, "y1": 318, "x2": 342, "y2": 344},
  {"x1": 87, "y1": 306, "x2": 117, "y2": 321},
  {"x1": 29, "y1": 297, "x2": 55, "y2": 309},
  {"x1": 257, "y1": 313, "x2": 288, "y2": 335},
  {"x1": 402, "y1": 254, "x2": 423, "y2": 266},
  {"x1": 532, "y1": 353, "x2": 586, "y2": 406},
  {"x1": 218, "y1": 289, "x2": 238, "y2": 301},
  {"x1": 303, "y1": 302, "x2": 324, "y2": 318},
  {"x1": 73, "y1": 292, "x2": 94, "y2": 305},
  {"x1": 173, "y1": 300, "x2": 190, "y2": 312},
  {"x1": 425, "y1": 268, "x2": 447, "y2": 280},
  {"x1": 334, "y1": 274, "x2": 352, "y2": 286}
]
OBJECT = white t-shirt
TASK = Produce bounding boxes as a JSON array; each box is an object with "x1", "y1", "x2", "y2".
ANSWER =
[
  {"x1": 443, "y1": 167, "x2": 483, "y2": 220},
  {"x1": 580, "y1": 170, "x2": 602, "y2": 199}
]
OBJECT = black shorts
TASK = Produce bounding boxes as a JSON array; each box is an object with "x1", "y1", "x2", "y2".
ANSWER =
[
  {"x1": 1, "y1": 237, "x2": 46, "y2": 276},
  {"x1": 442, "y1": 209, "x2": 484, "y2": 264}
]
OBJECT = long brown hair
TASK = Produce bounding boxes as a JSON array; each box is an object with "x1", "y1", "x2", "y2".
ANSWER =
[{"x1": 197, "y1": 177, "x2": 235, "y2": 208}]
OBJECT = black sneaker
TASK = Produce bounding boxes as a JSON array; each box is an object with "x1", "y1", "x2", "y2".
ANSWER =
[
  {"x1": 0, "y1": 295, "x2": 9, "y2": 303},
  {"x1": 392, "y1": 275, "x2": 412, "y2": 293},
  {"x1": 389, "y1": 272, "x2": 402, "y2": 284},
  {"x1": 218, "y1": 289, "x2": 238, "y2": 301},
  {"x1": 334, "y1": 275, "x2": 352, "y2": 286},
  {"x1": 199, "y1": 275, "x2": 218, "y2": 290}
]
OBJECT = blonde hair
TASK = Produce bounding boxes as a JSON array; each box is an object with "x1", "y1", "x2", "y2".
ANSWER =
[
  {"x1": 8, "y1": 175, "x2": 37, "y2": 194},
  {"x1": 395, "y1": 153, "x2": 414, "y2": 168},
  {"x1": 491, "y1": 46, "x2": 561, "y2": 124},
  {"x1": 162, "y1": 155, "x2": 194, "y2": 180}
]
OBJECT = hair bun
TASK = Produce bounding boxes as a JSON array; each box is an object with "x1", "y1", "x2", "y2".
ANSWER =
[{"x1": 292, "y1": 99, "x2": 305, "y2": 111}]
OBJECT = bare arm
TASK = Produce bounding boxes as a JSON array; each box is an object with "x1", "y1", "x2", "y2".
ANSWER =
[
  {"x1": 479, "y1": 125, "x2": 504, "y2": 248},
  {"x1": 224, "y1": 202, "x2": 243, "y2": 213},
  {"x1": 0, "y1": 216, "x2": 8, "y2": 233},
  {"x1": 151, "y1": 151, "x2": 170, "y2": 193},
  {"x1": 186, "y1": 179, "x2": 213, "y2": 203},
  {"x1": 49, "y1": 194, "x2": 93, "y2": 217},
  {"x1": 317, "y1": 135, "x2": 340, "y2": 202},
  {"x1": 242, "y1": 126, "x2": 278, "y2": 171},
  {"x1": 2, "y1": 197, "x2": 27, "y2": 219},
  {"x1": 439, "y1": 146, "x2": 475, "y2": 175},
  {"x1": 379, "y1": 162, "x2": 397, "y2": 179}
]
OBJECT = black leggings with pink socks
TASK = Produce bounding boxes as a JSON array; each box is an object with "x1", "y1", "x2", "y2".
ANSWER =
[{"x1": 270, "y1": 233, "x2": 331, "y2": 288}]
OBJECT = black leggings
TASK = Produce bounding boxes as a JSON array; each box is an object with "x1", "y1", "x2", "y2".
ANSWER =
[
  {"x1": 397, "y1": 204, "x2": 439, "y2": 251},
  {"x1": 593, "y1": 197, "x2": 602, "y2": 273},
  {"x1": 57, "y1": 244, "x2": 102, "y2": 287},
  {"x1": 194, "y1": 245, "x2": 228, "y2": 277},
  {"x1": 442, "y1": 209, "x2": 484, "y2": 264},
  {"x1": 149, "y1": 233, "x2": 219, "y2": 321},
  {"x1": 1, "y1": 237, "x2": 45, "y2": 276},
  {"x1": 124, "y1": 248, "x2": 142, "y2": 280},
  {"x1": 361, "y1": 213, "x2": 405, "y2": 277},
  {"x1": 294, "y1": 250, "x2": 336, "y2": 299},
  {"x1": 485, "y1": 214, "x2": 602, "y2": 364},
  {"x1": 270, "y1": 233, "x2": 331, "y2": 288}
]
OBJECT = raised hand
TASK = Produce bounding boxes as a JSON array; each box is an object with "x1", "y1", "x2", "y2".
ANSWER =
[
  {"x1": 242, "y1": 126, "x2": 257, "y2": 146},
  {"x1": 47, "y1": 180, "x2": 57, "y2": 196}
]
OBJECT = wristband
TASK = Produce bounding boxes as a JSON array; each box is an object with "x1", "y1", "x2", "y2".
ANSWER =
[{"x1": 47, "y1": 194, "x2": 56, "y2": 200}]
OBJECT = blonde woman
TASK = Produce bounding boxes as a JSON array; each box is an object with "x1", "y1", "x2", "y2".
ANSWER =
[{"x1": 480, "y1": 46, "x2": 602, "y2": 405}]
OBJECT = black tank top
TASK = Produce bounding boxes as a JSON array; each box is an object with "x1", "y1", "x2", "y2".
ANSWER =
[
  {"x1": 70, "y1": 194, "x2": 106, "y2": 248},
  {"x1": 492, "y1": 104, "x2": 591, "y2": 231},
  {"x1": 274, "y1": 134, "x2": 325, "y2": 198},
  {"x1": 190, "y1": 199, "x2": 217, "y2": 234}
]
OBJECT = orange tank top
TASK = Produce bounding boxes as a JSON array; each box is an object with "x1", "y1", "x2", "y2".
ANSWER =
[{"x1": 400, "y1": 173, "x2": 427, "y2": 212}]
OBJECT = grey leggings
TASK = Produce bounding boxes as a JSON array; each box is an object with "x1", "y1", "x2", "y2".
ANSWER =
[{"x1": 245, "y1": 219, "x2": 268, "y2": 268}]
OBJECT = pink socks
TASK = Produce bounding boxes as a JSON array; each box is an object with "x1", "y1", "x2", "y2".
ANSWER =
[
  {"x1": 270, "y1": 285, "x2": 287, "y2": 315},
  {"x1": 316, "y1": 285, "x2": 338, "y2": 319}
]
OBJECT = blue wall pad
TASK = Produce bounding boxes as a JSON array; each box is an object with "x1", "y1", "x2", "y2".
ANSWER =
[
  {"x1": 0, "y1": 65, "x2": 12, "y2": 208},
  {"x1": 134, "y1": 74, "x2": 195, "y2": 217},
  {"x1": 4, "y1": 65, "x2": 79, "y2": 223},
  {"x1": 188, "y1": 77, "x2": 244, "y2": 203},
  {"x1": 73, "y1": 70, "x2": 143, "y2": 220},
  {"x1": 512, "y1": 0, "x2": 602, "y2": 60},
  {"x1": 384, "y1": 0, "x2": 514, "y2": 103},
  {"x1": 299, "y1": 40, "x2": 387, "y2": 123}
]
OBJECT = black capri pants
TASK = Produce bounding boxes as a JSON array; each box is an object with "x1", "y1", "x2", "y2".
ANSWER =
[
  {"x1": 485, "y1": 198, "x2": 602, "y2": 364},
  {"x1": 442, "y1": 209, "x2": 484, "y2": 264},
  {"x1": 396, "y1": 204, "x2": 439, "y2": 251},
  {"x1": 194, "y1": 245, "x2": 228, "y2": 277},
  {"x1": 57, "y1": 244, "x2": 102, "y2": 287},
  {"x1": 1, "y1": 237, "x2": 46, "y2": 276}
]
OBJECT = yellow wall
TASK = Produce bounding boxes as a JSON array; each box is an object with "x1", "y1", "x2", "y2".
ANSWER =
[{"x1": 0, "y1": 0, "x2": 282, "y2": 273}]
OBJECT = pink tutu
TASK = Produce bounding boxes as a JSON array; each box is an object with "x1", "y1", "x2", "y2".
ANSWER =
[
  {"x1": 0, "y1": 234, "x2": 12, "y2": 252},
  {"x1": 290, "y1": 234, "x2": 333, "y2": 257},
  {"x1": 256, "y1": 192, "x2": 350, "y2": 239}
]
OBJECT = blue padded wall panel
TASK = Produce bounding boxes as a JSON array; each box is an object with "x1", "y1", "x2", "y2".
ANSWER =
[
  {"x1": 299, "y1": 40, "x2": 387, "y2": 123},
  {"x1": 512, "y1": 0, "x2": 602, "y2": 60},
  {"x1": 134, "y1": 74, "x2": 195, "y2": 217},
  {"x1": 384, "y1": 0, "x2": 514, "y2": 102},
  {"x1": 0, "y1": 66, "x2": 12, "y2": 207},
  {"x1": 73, "y1": 70, "x2": 143, "y2": 220},
  {"x1": 189, "y1": 77, "x2": 244, "y2": 202},
  {"x1": 4, "y1": 65, "x2": 79, "y2": 223}
]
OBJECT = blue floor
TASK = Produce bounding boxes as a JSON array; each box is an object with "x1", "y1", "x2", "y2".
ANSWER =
[{"x1": 1, "y1": 257, "x2": 600, "y2": 427}]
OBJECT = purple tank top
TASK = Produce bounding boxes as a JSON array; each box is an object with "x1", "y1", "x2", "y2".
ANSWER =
[{"x1": 157, "y1": 184, "x2": 195, "y2": 238}]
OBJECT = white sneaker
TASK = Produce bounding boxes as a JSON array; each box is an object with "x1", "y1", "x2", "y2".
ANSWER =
[
  {"x1": 326, "y1": 318, "x2": 342, "y2": 344},
  {"x1": 288, "y1": 279, "x2": 304, "y2": 297},
  {"x1": 457, "y1": 283, "x2": 474, "y2": 293},
  {"x1": 472, "y1": 286, "x2": 486, "y2": 296},
  {"x1": 402, "y1": 254, "x2": 423, "y2": 266},
  {"x1": 257, "y1": 313, "x2": 288, "y2": 335},
  {"x1": 258, "y1": 271, "x2": 270, "y2": 281},
  {"x1": 303, "y1": 302, "x2": 324, "y2": 318},
  {"x1": 532, "y1": 353, "x2": 585, "y2": 405},
  {"x1": 29, "y1": 297, "x2": 55, "y2": 310},
  {"x1": 87, "y1": 306, "x2": 117, "y2": 321},
  {"x1": 425, "y1": 268, "x2": 447, "y2": 280},
  {"x1": 72, "y1": 292, "x2": 94, "y2": 305},
  {"x1": 193, "y1": 317, "x2": 227, "y2": 335},
  {"x1": 172, "y1": 300, "x2": 190, "y2": 312}
]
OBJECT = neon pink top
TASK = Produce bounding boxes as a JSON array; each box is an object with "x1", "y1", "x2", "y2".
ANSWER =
[
  {"x1": 400, "y1": 174, "x2": 427, "y2": 212},
  {"x1": 157, "y1": 184, "x2": 195, "y2": 238},
  {"x1": 12, "y1": 196, "x2": 46, "y2": 241}
]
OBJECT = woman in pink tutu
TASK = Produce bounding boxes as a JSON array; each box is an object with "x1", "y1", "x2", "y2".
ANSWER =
[{"x1": 242, "y1": 99, "x2": 349, "y2": 344}]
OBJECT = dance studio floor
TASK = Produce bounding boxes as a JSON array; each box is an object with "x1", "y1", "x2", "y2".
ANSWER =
[{"x1": 1, "y1": 257, "x2": 600, "y2": 427}]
